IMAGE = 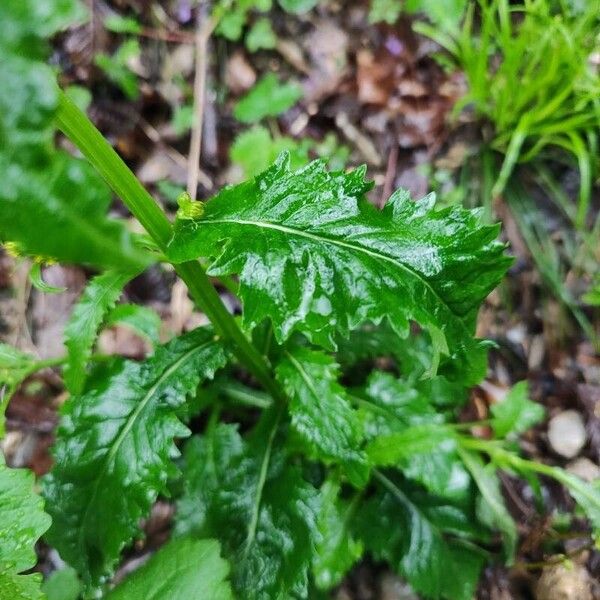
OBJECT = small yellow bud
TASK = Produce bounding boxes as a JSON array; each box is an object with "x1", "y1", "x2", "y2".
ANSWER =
[
  {"x1": 3, "y1": 241, "x2": 21, "y2": 258},
  {"x1": 176, "y1": 191, "x2": 205, "y2": 220}
]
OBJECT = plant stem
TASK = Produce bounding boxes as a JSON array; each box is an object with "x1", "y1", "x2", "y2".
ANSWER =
[{"x1": 55, "y1": 90, "x2": 284, "y2": 402}]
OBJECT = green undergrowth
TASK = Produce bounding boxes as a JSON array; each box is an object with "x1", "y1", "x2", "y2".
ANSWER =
[{"x1": 416, "y1": 0, "x2": 600, "y2": 344}]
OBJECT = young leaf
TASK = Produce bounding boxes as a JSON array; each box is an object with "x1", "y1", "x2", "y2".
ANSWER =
[
  {"x1": 175, "y1": 417, "x2": 320, "y2": 599},
  {"x1": 458, "y1": 449, "x2": 517, "y2": 561},
  {"x1": 246, "y1": 18, "x2": 277, "y2": 52},
  {"x1": 362, "y1": 472, "x2": 487, "y2": 600},
  {"x1": 29, "y1": 263, "x2": 67, "y2": 294},
  {"x1": 43, "y1": 328, "x2": 228, "y2": 585},
  {"x1": 168, "y1": 156, "x2": 511, "y2": 382},
  {"x1": 0, "y1": 458, "x2": 51, "y2": 599},
  {"x1": 230, "y1": 125, "x2": 310, "y2": 178},
  {"x1": 490, "y1": 381, "x2": 545, "y2": 438},
  {"x1": 276, "y1": 346, "x2": 366, "y2": 484},
  {"x1": 233, "y1": 74, "x2": 302, "y2": 123},
  {"x1": 361, "y1": 372, "x2": 471, "y2": 499},
  {"x1": 312, "y1": 478, "x2": 363, "y2": 590},
  {"x1": 106, "y1": 538, "x2": 233, "y2": 600},
  {"x1": 105, "y1": 303, "x2": 162, "y2": 346},
  {"x1": 64, "y1": 269, "x2": 140, "y2": 395}
]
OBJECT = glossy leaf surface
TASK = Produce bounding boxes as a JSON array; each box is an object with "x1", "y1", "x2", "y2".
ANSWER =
[
  {"x1": 106, "y1": 538, "x2": 233, "y2": 600},
  {"x1": 0, "y1": 458, "x2": 51, "y2": 599},
  {"x1": 176, "y1": 418, "x2": 320, "y2": 599},
  {"x1": 276, "y1": 346, "x2": 366, "y2": 484},
  {"x1": 361, "y1": 475, "x2": 487, "y2": 600},
  {"x1": 361, "y1": 372, "x2": 470, "y2": 499},
  {"x1": 169, "y1": 156, "x2": 510, "y2": 380},
  {"x1": 312, "y1": 478, "x2": 363, "y2": 590},
  {"x1": 43, "y1": 328, "x2": 228, "y2": 585}
]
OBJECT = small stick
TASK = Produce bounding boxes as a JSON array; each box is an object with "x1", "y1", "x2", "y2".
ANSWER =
[{"x1": 186, "y1": 1, "x2": 217, "y2": 198}]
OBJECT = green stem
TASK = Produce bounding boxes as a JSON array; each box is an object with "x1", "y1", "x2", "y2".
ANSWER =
[{"x1": 55, "y1": 90, "x2": 284, "y2": 402}]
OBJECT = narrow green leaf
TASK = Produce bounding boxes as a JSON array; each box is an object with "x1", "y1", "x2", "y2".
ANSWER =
[
  {"x1": 550, "y1": 468, "x2": 600, "y2": 536},
  {"x1": 106, "y1": 538, "x2": 233, "y2": 600},
  {"x1": 233, "y1": 74, "x2": 302, "y2": 123},
  {"x1": 276, "y1": 346, "x2": 366, "y2": 484},
  {"x1": 458, "y1": 448, "x2": 517, "y2": 561},
  {"x1": 29, "y1": 263, "x2": 67, "y2": 294},
  {"x1": 43, "y1": 328, "x2": 229, "y2": 585},
  {"x1": 490, "y1": 381, "x2": 545, "y2": 438},
  {"x1": 0, "y1": 458, "x2": 51, "y2": 599},
  {"x1": 169, "y1": 156, "x2": 511, "y2": 382},
  {"x1": 313, "y1": 478, "x2": 363, "y2": 590},
  {"x1": 176, "y1": 417, "x2": 320, "y2": 599},
  {"x1": 64, "y1": 269, "x2": 140, "y2": 395}
]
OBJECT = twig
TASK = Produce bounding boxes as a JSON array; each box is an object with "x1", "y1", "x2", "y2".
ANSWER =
[{"x1": 186, "y1": 2, "x2": 217, "y2": 198}]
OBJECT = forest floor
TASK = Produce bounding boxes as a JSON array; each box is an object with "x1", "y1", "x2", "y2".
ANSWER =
[{"x1": 1, "y1": 1, "x2": 599, "y2": 598}]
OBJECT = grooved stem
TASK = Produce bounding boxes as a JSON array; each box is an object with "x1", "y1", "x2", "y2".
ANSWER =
[{"x1": 55, "y1": 90, "x2": 284, "y2": 402}]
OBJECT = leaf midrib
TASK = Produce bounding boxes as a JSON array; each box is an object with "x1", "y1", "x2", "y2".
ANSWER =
[
  {"x1": 200, "y1": 217, "x2": 463, "y2": 328},
  {"x1": 79, "y1": 341, "x2": 211, "y2": 563}
]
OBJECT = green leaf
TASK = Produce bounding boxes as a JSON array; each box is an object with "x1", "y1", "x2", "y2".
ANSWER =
[
  {"x1": 550, "y1": 468, "x2": 600, "y2": 536},
  {"x1": 103, "y1": 14, "x2": 143, "y2": 35},
  {"x1": 312, "y1": 478, "x2": 363, "y2": 590},
  {"x1": 0, "y1": 3, "x2": 149, "y2": 272},
  {"x1": 361, "y1": 473, "x2": 486, "y2": 600},
  {"x1": 106, "y1": 538, "x2": 233, "y2": 600},
  {"x1": 278, "y1": 0, "x2": 318, "y2": 13},
  {"x1": 368, "y1": 0, "x2": 402, "y2": 24},
  {"x1": 42, "y1": 567, "x2": 81, "y2": 600},
  {"x1": 361, "y1": 371, "x2": 444, "y2": 430},
  {"x1": 405, "y1": 0, "x2": 467, "y2": 31},
  {"x1": 458, "y1": 449, "x2": 517, "y2": 561},
  {"x1": 233, "y1": 74, "x2": 302, "y2": 123},
  {"x1": 0, "y1": 0, "x2": 86, "y2": 57},
  {"x1": 361, "y1": 372, "x2": 471, "y2": 499},
  {"x1": 171, "y1": 104, "x2": 195, "y2": 136},
  {"x1": 29, "y1": 263, "x2": 67, "y2": 294},
  {"x1": 43, "y1": 328, "x2": 228, "y2": 585},
  {"x1": 0, "y1": 344, "x2": 38, "y2": 433},
  {"x1": 94, "y1": 40, "x2": 141, "y2": 100},
  {"x1": 276, "y1": 346, "x2": 366, "y2": 485},
  {"x1": 105, "y1": 303, "x2": 162, "y2": 346},
  {"x1": 0, "y1": 457, "x2": 51, "y2": 599},
  {"x1": 175, "y1": 417, "x2": 320, "y2": 599},
  {"x1": 490, "y1": 381, "x2": 545, "y2": 438},
  {"x1": 246, "y1": 17, "x2": 277, "y2": 52},
  {"x1": 230, "y1": 125, "x2": 310, "y2": 178},
  {"x1": 168, "y1": 156, "x2": 510, "y2": 382},
  {"x1": 64, "y1": 269, "x2": 140, "y2": 395}
]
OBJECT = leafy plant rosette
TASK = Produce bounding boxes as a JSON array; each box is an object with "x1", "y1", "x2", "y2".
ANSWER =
[{"x1": 0, "y1": 3, "x2": 599, "y2": 600}]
